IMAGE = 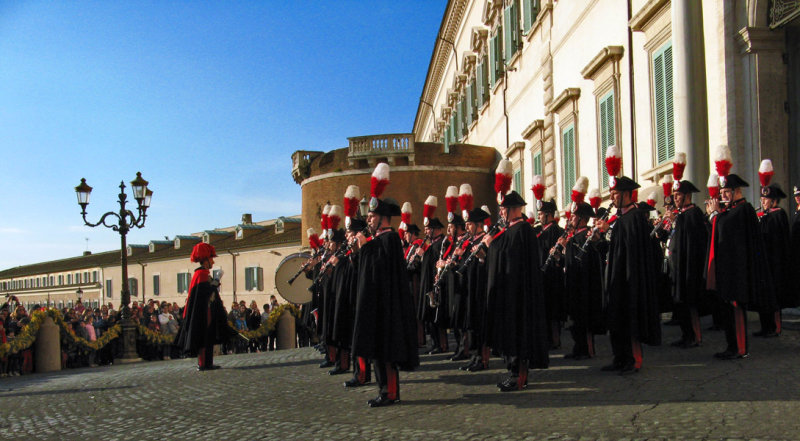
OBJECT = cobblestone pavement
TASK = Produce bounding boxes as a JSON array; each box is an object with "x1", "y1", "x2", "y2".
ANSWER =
[{"x1": 2, "y1": 314, "x2": 800, "y2": 440}]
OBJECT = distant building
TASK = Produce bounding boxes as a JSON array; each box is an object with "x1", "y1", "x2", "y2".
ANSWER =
[{"x1": 0, "y1": 215, "x2": 302, "y2": 311}]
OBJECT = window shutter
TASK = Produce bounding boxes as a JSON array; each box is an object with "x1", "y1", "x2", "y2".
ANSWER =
[
  {"x1": 460, "y1": 98, "x2": 467, "y2": 137},
  {"x1": 466, "y1": 84, "x2": 473, "y2": 126},
  {"x1": 513, "y1": 169, "x2": 522, "y2": 194},
  {"x1": 562, "y1": 126, "x2": 576, "y2": 206},
  {"x1": 481, "y1": 57, "x2": 489, "y2": 103},
  {"x1": 455, "y1": 101, "x2": 462, "y2": 141},
  {"x1": 153, "y1": 275, "x2": 160, "y2": 296},
  {"x1": 257, "y1": 267, "x2": 264, "y2": 291},
  {"x1": 444, "y1": 126, "x2": 450, "y2": 153},
  {"x1": 599, "y1": 91, "x2": 615, "y2": 188},
  {"x1": 489, "y1": 34, "x2": 497, "y2": 87},
  {"x1": 476, "y1": 62, "x2": 484, "y2": 107},
  {"x1": 245, "y1": 268, "x2": 253, "y2": 291},
  {"x1": 664, "y1": 45, "x2": 675, "y2": 161},
  {"x1": 495, "y1": 29, "x2": 503, "y2": 81},
  {"x1": 523, "y1": 0, "x2": 532, "y2": 32},
  {"x1": 533, "y1": 151, "x2": 542, "y2": 176},
  {"x1": 504, "y1": 6, "x2": 512, "y2": 63},
  {"x1": 653, "y1": 41, "x2": 674, "y2": 164},
  {"x1": 511, "y1": 0, "x2": 519, "y2": 56}
]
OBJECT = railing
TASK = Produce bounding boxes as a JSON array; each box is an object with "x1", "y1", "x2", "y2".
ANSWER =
[{"x1": 347, "y1": 133, "x2": 415, "y2": 157}]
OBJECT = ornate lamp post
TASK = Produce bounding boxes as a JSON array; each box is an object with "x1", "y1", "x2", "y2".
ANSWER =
[{"x1": 74, "y1": 172, "x2": 152, "y2": 361}]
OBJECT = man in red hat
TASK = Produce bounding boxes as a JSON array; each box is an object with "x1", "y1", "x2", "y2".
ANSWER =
[{"x1": 175, "y1": 242, "x2": 236, "y2": 371}]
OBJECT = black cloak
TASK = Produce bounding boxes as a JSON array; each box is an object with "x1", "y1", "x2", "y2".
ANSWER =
[
  {"x1": 484, "y1": 221, "x2": 549, "y2": 369},
  {"x1": 668, "y1": 204, "x2": 710, "y2": 307},
  {"x1": 174, "y1": 268, "x2": 237, "y2": 355},
  {"x1": 603, "y1": 206, "x2": 661, "y2": 346},
  {"x1": 563, "y1": 227, "x2": 605, "y2": 334},
  {"x1": 331, "y1": 253, "x2": 358, "y2": 349},
  {"x1": 538, "y1": 222, "x2": 567, "y2": 322},
  {"x1": 791, "y1": 210, "x2": 800, "y2": 293},
  {"x1": 417, "y1": 235, "x2": 445, "y2": 323},
  {"x1": 758, "y1": 208, "x2": 795, "y2": 308},
  {"x1": 462, "y1": 233, "x2": 488, "y2": 335},
  {"x1": 351, "y1": 229, "x2": 420, "y2": 370}
]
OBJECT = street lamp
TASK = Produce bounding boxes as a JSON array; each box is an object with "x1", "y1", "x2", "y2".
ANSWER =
[
  {"x1": 359, "y1": 196, "x2": 369, "y2": 218},
  {"x1": 74, "y1": 172, "x2": 152, "y2": 361},
  {"x1": 76, "y1": 288, "x2": 83, "y2": 301}
]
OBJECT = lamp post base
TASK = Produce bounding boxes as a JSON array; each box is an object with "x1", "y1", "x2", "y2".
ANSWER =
[{"x1": 117, "y1": 317, "x2": 142, "y2": 363}]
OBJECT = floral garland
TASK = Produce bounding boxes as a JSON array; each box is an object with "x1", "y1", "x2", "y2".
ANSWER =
[
  {"x1": 231, "y1": 303, "x2": 300, "y2": 340},
  {"x1": 0, "y1": 309, "x2": 121, "y2": 358},
  {"x1": 136, "y1": 324, "x2": 176, "y2": 345}
]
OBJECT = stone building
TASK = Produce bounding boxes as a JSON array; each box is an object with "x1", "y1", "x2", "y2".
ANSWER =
[
  {"x1": 0, "y1": 216, "x2": 302, "y2": 311},
  {"x1": 292, "y1": 134, "x2": 500, "y2": 246},
  {"x1": 413, "y1": 0, "x2": 800, "y2": 210}
]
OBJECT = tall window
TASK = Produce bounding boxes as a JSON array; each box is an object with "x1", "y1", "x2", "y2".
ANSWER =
[
  {"x1": 503, "y1": 0, "x2": 520, "y2": 63},
  {"x1": 177, "y1": 273, "x2": 190, "y2": 294},
  {"x1": 467, "y1": 77, "x2": 477, "y2": 123},
  {"x1": 153, "y1": 274, "x2": 160, "y2": 296},
  {"x1": 459, "y1": 97, "x2": 467, "y2": 138},
  {"x1": 489, "y1": 28, "x2": 502, "y2": 87},
  {"x1": 245, "y1": 267, "x2": 263, "y2": 291},
  {"x1": 92, "y1": 271, "x2": 98, "y2": 283},
  {"x1": 455, "y1": 100, "x2": 463, "y2": 141},
  {"x1": 513, "y1": 168, "x2": 523, "y2": 195},
  {"x1": 105, "y1": 279, "x2": 113, "y2": 298},
  {"x1": 533, "y1": 151, "x2": 543, "y2": 176},
  {"x1": 599, "y1": 90, "x2": 616, "y2": 188},
  {"x1": 522, "y1": 0, "x2": 540, "y2": 33},
  {"x1": 562, "y1": 125, "x2": 577, "y2": 207},
  {"x1": 653, "y1": 41, "x2": 675, "y2": 164},
  {"x1": 128, "y1": 278, "x2": 138, "y2": 297}
]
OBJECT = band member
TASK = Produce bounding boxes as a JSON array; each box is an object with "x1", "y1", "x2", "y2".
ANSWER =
[
  {"x1": 457, "y1": 207, "x2": 491, "y2": 371},
  {"x1": 482, "y1": 190, "x2": 549, "y2": 391},
  {"x1": 659, "y1": 180, "x2": 709, "y2": 348},
  {"x1": 351, "y1": 164, "x2": 419, "y2": 407},
  {"x1": 317, "y1": 229, "x2": 343, "y2": 369},
  {"x1": 705, "y1": 173, "x2": 773, "y2": 359},
  {"x1": 320, "y1": 228, "x2": 348, "y2": 374},
  {"x1": 756, "y1": 182, "x2": 793, "y2": 336},
  {"x1": 557, "y1": 202, "x2": 604, "y2": 359},
  {"x1": 444, "y1": 213, "x2": 470, "y2": 361},
  {"x1": 403, "y1": 224, "x2": 425, "y2": 347},
  {"x1": 594, "y1": 176, "x2": 661, "y2": 374},
  {"x1": 175, "y1": 242, "x2": 236, "y2": 371},
  {"x1": 537, "y1": 197, "x2": 565, "y2": 349},
  {"x1": 417, "y1": 217, "x2": 448, "y2": 354},
  {"x1": 791, "y1": 186, "x2": 800, "y2": 291}
]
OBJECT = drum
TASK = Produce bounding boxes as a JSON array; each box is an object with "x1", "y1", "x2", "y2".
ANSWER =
[{"x1": 274, "y1": 252, "x2": 313, "y2": 304}]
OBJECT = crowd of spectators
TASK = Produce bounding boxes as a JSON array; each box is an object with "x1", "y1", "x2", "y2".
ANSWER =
[{"x1": 0, "y1": 294, "x2": 287, "y2": 377}]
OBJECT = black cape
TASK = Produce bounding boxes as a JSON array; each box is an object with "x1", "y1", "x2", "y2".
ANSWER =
[
  {"x1": 538, "y1": 222, "x2": 567, "y2": 322},
  {"x1": 417, "y1": 235, "x2": 445, "y2": 323},
  {"x1": 668, "y1": 205, "x2": 709, "y2": 307},
  {"x1": 758, "y1": 208, "x2": 795, "y2": 308},
  {"x1": 351, "y1": 229, "x2": 420, "y2": 370},
  {"x1": 484, "y1": 221, "x2": 549, "y2": 368},
  {"x1": 706, "y1": 200, "x2": 775, "y2": 311},
  {"x1": 174, "y1": 268, "x2": 237, "y2": 355},
  {"x1": 563, "y1": 227, "x2": 605, "y2": 334},
  {"x1": 331, "y1": 253, "x2": 358, "y2": 349},
  {"x1": 462, "y1": 233, "x2": 488, "y2": 336},
  {"x1": 603, "y1": 206, "x2": 661, "y2": 345},
  {"x1": 791, "y1": 209, "x2": 800, "y2": 294}
]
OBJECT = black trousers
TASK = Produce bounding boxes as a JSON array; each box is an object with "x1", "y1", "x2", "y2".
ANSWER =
[
  {"x1": 372, "y1": 359, "x2": 399, "y2": 399},
  {"x1": 721, "y1": 301, "x2": 748, "y2": 355}
]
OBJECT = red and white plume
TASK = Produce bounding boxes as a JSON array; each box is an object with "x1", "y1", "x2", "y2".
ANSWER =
[
  {"x1": 571, "y1": 176, "x2": 589, "y2": 204},
  {"x1": 327, "y1": 204, "x2": 343, "y2": 236},
  {"x1": 399, "y1": 202, "x2": 412, "y2": 237},
  {"x1": 494, "y1": 159, "x2": 513, "y2": 202},
  {"x1": 714, "y1": 145, "x2": 733, "y2": 178},
  {"x1": 673, "y1": 152, "x2": 687, "y2": 181},
  {"x1": 707, "y1": 172, "x2": 720, "y2": 199},
  {"x1": 343, "y1": 185, "x2": 360, "y2": 224},
  {"x1": 459, "y1": 183, "x2": 474, "y2": 219},
  {"x1": 661, "y1": 175, "x2": 674, "y2": 198},
  {"x1": 588, "y1": 188, "x2": 602, "y2": 210},
  {"x1": 445, "y1": 186, "x2": 459, "y2": 221},
  {"x1": 531, "y1": 175, "x2": 545, "y2": 200},
  {"x1": 526, "y1": 210, "x2": 536, "y2": 225},
  {"x1": 423, "y1": 195, "x2": 438, "y2": 226},
  {"x1": 307, "y1": 228, "x2": 322, "y2": 250},
  {"x1": 481, "y1": 205, "x2": 492, "y2": 231},
  {"x1": 605, "y1": 145, "x2": 622, "y2": 177},
  {"x1": 370, "y1": 162, "x2": 391, "y2": 206},
  {"x1": 320, "y1": 203, "x2": 331, "y2": 239},
  {"x1": 646, "y1": 192, "x2": 657, "y2": 208},
  {"x1": 758, "y1": 159, "x2": 774, "y2": 187}
]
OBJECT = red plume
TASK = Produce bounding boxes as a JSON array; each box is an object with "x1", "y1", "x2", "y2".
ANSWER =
[
  {"x1": 571, "y1": 176, "x2": 588, "y2": 204},
  {"x1": 605, "y1": 145, "x2": 622, "y2": 177},
  {"x1": 531, "y1": 175, "x2": 545, "y2": 200},
  {"x1": 759, "y1": 159, "x2": 774, "y2": 187},
  {"x1": 673, "y1": 152, "x2": 686, "y2": 180},
  {"x1": 458, "y1": 183, "x2": 474, "y2": 218},
  {"x1": 646, "y1": 192, "x2": 657, "y2": 208},
  {"x1": 370, "y1": 163, "x2": 390, "y2": 199},
  {"x1": 714, "y1": 145, "x2": 732, "y2": 178},
  {"x1": 661, "y1": 175, "x2": 674, "y2": 198},
  {"x1": 422, "y1": 195, "x2": 438, "y2": 225},
  {"x1": 445, "y1": 186, "x2": 459, "y2": 214},
  {"x1": 631, "y1": 189, "x2": 638, "y2": 202},
  {"x1": 707, "y1": 173, "x2": 720, "y2": 199},
  {"x1": 343, "y1": 185, "x2": 360, "y2": 219},
  {"x1": 588, "y1": 188, "x2": 602, "y2": 209},
  {"x1": 494, "y1": 159, "x2": 513, "y2": 196}
]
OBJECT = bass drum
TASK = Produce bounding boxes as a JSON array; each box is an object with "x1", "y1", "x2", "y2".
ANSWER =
[{"x1": 274, "y1": 252, "x2": 313, "y2": 304}]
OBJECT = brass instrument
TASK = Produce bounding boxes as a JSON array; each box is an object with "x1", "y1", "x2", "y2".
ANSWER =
[
  {"x1": 308, "y1": 228, "x2": 370, "y2": 292},
  {"x1": 650, "y1": 210, "x2": 675, "y2": 239}
]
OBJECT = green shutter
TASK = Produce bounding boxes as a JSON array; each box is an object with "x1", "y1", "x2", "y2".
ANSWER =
[
  {"x1": 533, "y1": 151, "x2": 542, "y2": 176},
  {"x1": 481, "y1": 56, "x2": 489, "y2": 102},
  {"x1": 653, "y1": 41, "x2": 675, "y2": 164},
  {"x1": 495, "y1": 28, "x2": 503, "y2": 81},
  {"x1": 444, "y1": 127, "x2": 450, "y2": 153},
  {"x1": 599, "y1": 91, "x2": 615, "y2": 188},
  {"x1": 489, "y1": 33, "x2": 497, "y2": 87},
  {"x1": 504, "y1": 6, "x2": 512, "y2": 63},
  {"x1": 476, "y1": 62, "x2": 484, "y2": 107},
  {"x1": 468, "y1": 78, "x2": 477, "y2": 122},
  {"x1": 562, "y1": 125, "x2": 576, "y2": 207},
  {"x1": 513, "y1": 169, "x2": 522, "y2": 195},
  {"x1": 466, "y1": 83, "x2": 473, "y2": 126},
  {"x1": 523, "y1": 0, "x2": 533, "y2": 32}
]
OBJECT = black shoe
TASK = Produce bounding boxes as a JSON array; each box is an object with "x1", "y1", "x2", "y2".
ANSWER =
[
  {"x1": 619, "y1": 363, "x2": 639, "y2": 375},
  {"x1": 496, "y1": 374, "x2": 516, "y2": 388},
  {"x1": 755, "y1": 331, "x2": 779, "y2": 338},
  {"x1": 572, "y1": 354, "x2": 591, "y2": 360},
  {"x1": 319, "y1": 360, "x2": 334, "y2": 368},
  {"x1": 678, "y1": 341, "x2": 700, "y2": 348},
  {"x1": 459, "y1": 359, "x2": 477, "y2": 371},
  {"x1": 498, "y1": 377, "x2": 526, "y2": 392},
  {"x1": 198, "y1": 365, "x2": 220, "y2": 371},
  {"x1": 328, "y1": 366, "x2": 348, "y2": 375},
  {"x1": 427, "y1": 347, "x2": 443, "y2": 355},
  {"x1": 368, "y1": 395, "x2": 398, "y2": 407},
  {"x1": 466, "y1": 362, "x2": 486, "y2": 372},
  {"x1": 716, "y1": 350, "x2": 748, "y2": 360},
  {"x1": 450, "y1": 352, "x2": 469, "y2": 361},
  {"x1": 752, "y1": 330, "x2": 767, "y2": 337},
  {"x1": 600, "y1": 363, "x2": 622, "y2": 372},
  {"x1": 344, "y1": 378, "x2": 365, "y2": 388},
  {"x1": 670, "y1": 339, "x2": 687, "y2": 347}
]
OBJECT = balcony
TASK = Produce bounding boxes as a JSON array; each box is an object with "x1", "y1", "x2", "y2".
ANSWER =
[{"x1": 347, "y1": 133, "x2": 415, "y2": 167}]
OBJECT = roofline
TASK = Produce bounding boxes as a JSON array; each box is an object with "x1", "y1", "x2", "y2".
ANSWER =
[{"x1": 413, "y1": 0, "x2": 455, "y2": 136}]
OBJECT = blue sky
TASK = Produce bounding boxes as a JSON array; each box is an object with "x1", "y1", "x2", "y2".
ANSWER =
[{"x1": 0, "y1": 1, "x2": 446, "y2": 269}]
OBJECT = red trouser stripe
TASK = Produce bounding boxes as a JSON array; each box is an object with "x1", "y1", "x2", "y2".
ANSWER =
[
  {"x1": 631, "y1": 338, "x2": 642, "y2": 370},
  {"x1": 690, "y1": 306, "x2": 702, "y2": 343},
  {"x1": 586, "y1": 331, "x2": 595, "y2": 357},
  {"x1": 734, "y1": 305, "x2": 746, "y2": 356},
  {"x1": 517, "y1": 360, "x2": 528, "y2": 389},
  {"x1": 358, "y1": 357, "x2": 368, "y2": 384},
  {"x1": 385, "y1": 363, "x2": 398, "y2": 400},
  {"x1": 328, "y1": 346, "x2": 337, "y2": 363},
  {"x1": 775, "y1": 311, "x2": 782, "y2": 335},
  {"x1": 198, "y1": 347, "x2": 206, "y2": 368},
  {"x1": 340, "y1": 350, "x2": 350, "y2": 370},
  {"x1": 481, "y1": 345, "x2": 490, "y2": 367}
]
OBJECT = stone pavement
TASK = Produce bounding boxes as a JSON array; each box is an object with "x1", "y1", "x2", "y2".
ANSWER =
[{"x1": 2, "y1": 314, "x2": 800, "y2": 440}]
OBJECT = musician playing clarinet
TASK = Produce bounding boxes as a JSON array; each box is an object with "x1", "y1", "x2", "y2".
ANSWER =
[{"x1": 536, "y1": 197, "x2": 565, "y2": 350}]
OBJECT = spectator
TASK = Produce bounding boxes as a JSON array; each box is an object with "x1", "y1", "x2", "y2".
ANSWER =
[
  {"x1": 74, "y1": 299, "x2": 85, "y2": 315},
  {"x1": 247, "y1": 301, "x2": 261, "y2": 352}
]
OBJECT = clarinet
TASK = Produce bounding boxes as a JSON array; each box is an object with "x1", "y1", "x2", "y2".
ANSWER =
[
  {"x1": 454, "y1": 219, "x2": 507, "y2": 276},
  {"x1": 432, "y1": 233, "x2": 472, "y2": 292},
  {"x1": 426, "y1": 235, "x2": 450, "y2": 308},
  {"x1": 577, "y1": 202, "x2": 614, "y2": 258},
  {"x1": 406, "y1": 234, "x2": 431, "y2": 271},
  {"x1": 541, "y1": 225, "x2": 573, "y2": 272},
  {"x1": 287, "y1": 247, "x2": 324, "y2": 285},
  {"x1": 308, "y1": 228, "x2": 371, "y2": 292},
  {"x1": 649, "y1": 211, "x2": 675, "y2": 239}
]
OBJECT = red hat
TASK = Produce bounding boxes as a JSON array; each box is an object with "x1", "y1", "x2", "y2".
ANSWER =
[
  {"x1": 494, "y1": 159, "x2": 513, "y2": 203},
  {"x1": 370, "y1": 163, "x2": 390, "y2": 209},
  {"x1": 399, "y1": 202, "x2": 412, "y2": 237},
  {"x1": 571, "y1": 176, "x2": 588, "y2": 204},
  {"x1": 714, "y1": 145, "x2": 732, "y2": 178},
  {"x1": 661, "y1": 175, "x2": 674, "y2": 198},
  {"x1": 307, "y1": 228, "x2": 322, "y2": 250},
  {"x1": 759, "y1": 159, "x2": 774, "y2": 187},
  {"x1": 343, "y1": 185, "x2": 360, "y2": 228},
  {"x1": 190, "y1": 242, "x2": 217, "y2": 263},
  {"x1": 672, "y1": 152, "x2": 686, "y2": 181},
  {"x1": 423, "y1": 195, "x2": 438, "y2": 226},
  {"x1": 445, "y1": 185, "x2": 459, "y2": 223},
  {"x1": 707, "y1": 173, "x2": 720, "y2": 199},
  {"x1": 588, "y1": 188, "x2": 602, "y2": 210},
  {"x1": 458, "y1": 183, "x2": 474, "y2": 219}
]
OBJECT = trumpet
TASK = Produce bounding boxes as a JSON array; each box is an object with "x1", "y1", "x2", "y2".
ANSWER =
[
  {"x1": 287, "y1": 248, "x2": 324, "y2": 285},
  {"x1": 541, "y1": 225, "x2": 574, "y2": 272},
  {"x1": 454, "y1": 218, "x2": 507, "y2": 276}
]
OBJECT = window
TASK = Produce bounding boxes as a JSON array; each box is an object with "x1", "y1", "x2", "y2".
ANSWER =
[
  {"x1": 449, "y1": 114, "x2": 456, "y2": 144},
  {"x1": 83, "y1": 271, "x2": 89, "y2": 283},
  {"x1": 245, "y1": 266, "x2": 263, "y2": 291},
  {"x1": 444, "y1": 125, "x2": 450, "y2": 153},
  {"x1": 67, "y1": 274, "x2": 72, "y2": 284},
  {"x1": 105, "y1": 279, "x2": 113, "y2": 298},
  {"x1": 522, "y1": 0, "x2": 540, "y2": 33},
  {"x1": 513, "y1": 168, "x2": 523, "y2": 195},
  {"x1": 177, "y1": 273, "x2": 190, "y2": 294},
  {"x1": 58, "y1": 275, "x2": 63, "y2": 285},
  {"x1": 76, "y1": 273, "x2": 81, "y2": 284},
  {"x1": 236, "y1": 228, "x2": 244, "y2": 239},
  {"x1": 467, "y1": 77, "x2": 477, "y2": 123},
  {"x1": 489, "y1": 28, "x2": 502, "y2": 87},
  {"x1": 562, "y1": 125, "x2": 577, "y2": 206},
  {"x1": 128, "y1": 278, "x2": 138, "y2": 297},
  {"x1": 92, "y1": 271, "x2": 98, "y2": 283},
  {"x1": 599, "y1": 90, "x2": 616, "y2": 188},
  {"x1": 503, "y1": 0, "x2": 520, "y2": 63},
  {"x1": 153, "y1": 275, "x2": 160, "y2": 296},
  {"x1": 49, "y1": 276, "x2": 54, "y2": 286},
  {"x1": 275, "y1": 219, "x2": 285, "y2": 234},
  {"x1": 454, "y1": 100, "x2": 462, "y2": 141},
  {"x1": 459, "y1": 97, "x2": 467, "y2": 139},
  {"x1": 477, "y1": 55, "x2": 489, "y2": 107},
  {"x1": 533, "y1": 150, "x2": 543, "y2": 176},
  {"x1": 653, "y1": 40, "x2": 674, "y2": 164}
]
